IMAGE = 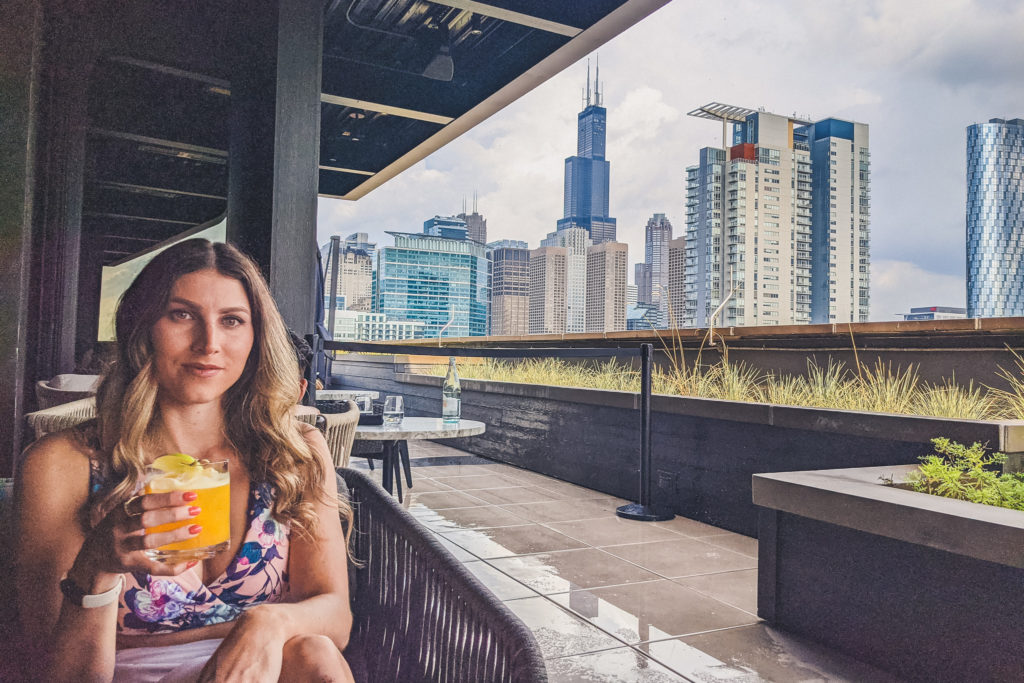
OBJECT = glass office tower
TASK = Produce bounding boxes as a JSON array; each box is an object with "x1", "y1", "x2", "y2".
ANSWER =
[
  {"x1": 557, "y1": 62, "x2": 616, "y2": 243},
  {"x1": 376, "y1": 232, "x2": 489, "y2": 338},
  {"x1": 967, "y1": 118, "x2": 1024, "y2": 318}
]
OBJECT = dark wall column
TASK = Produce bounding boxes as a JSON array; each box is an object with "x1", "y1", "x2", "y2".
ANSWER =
[
  {"x1": 227, "y1": 0, "x2": 322, "y2": 335},
  {"x1": 75, "y1": 232, "x2": 105, "y2": 359},
  {"x1": 0, "y1": 0, "x2": 43, "y2": 472}
]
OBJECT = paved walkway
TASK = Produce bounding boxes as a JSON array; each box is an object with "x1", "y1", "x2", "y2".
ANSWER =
[{"x1": 349, "y1": 441, "x2": 900, "y2": 682}]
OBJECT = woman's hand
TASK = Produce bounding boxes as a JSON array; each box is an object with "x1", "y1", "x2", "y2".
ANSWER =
[
  {"x1": 70, "y1": 490, "x2": 203, "y2": 588},
  {"x1": 197, "y1": 607, "x2": 286, "y2": 683}
]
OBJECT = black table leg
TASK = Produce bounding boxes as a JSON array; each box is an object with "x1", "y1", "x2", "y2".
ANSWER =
[
  {"x1": 380, "y1": 441, "x2": 394, "y2": 494},
  {"x1": 392, "y1": 452, "x2": 404, "y2": 503},
  {"x1": 399, "y1": 440, "x2": 413, "y2": 488}
]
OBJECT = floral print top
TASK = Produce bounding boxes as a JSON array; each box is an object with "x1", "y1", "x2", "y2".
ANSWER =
[{"x1": 88, "y1": 457, "x2": 290, "y2": 635}]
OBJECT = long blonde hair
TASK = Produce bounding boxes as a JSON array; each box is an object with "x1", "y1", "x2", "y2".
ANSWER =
[{"x1": 95, "y1": 238, "x2": 347, "y2": 538}]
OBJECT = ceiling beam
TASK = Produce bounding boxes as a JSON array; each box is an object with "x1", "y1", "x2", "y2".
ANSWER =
[
  {"x1": 320, "y1": 93, "x2": 453, "y2": 125},
  {"x1": 83, "y1": 211, "x2": 196, "y2": 226},
  {"x1": 90, "y1": 180, "x2": 227, "y2": 200},
  {"x1": 318, "y1": 164, "x2": 374, "y2": 176},
  {"x1": 88, "y1": 128, "x2": 228, "y2": 159},
  {"x1": 427, "y1": 0, "x2": 581, "y2": 37},
  {"x1": 105, "y1": 55, "x2": 230, "y2": 88}
]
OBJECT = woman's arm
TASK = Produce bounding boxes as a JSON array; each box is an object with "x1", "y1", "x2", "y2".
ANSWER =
[
  {"x1": 15, "y1": 434, "x2": 203, "y2": 681},
  {"x1": 198, "y1": 426, "x2": 352, "y2": 681}
]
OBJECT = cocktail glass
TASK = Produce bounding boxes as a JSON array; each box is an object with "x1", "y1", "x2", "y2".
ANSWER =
[{"x1": 144, "y1": 459, "x2": 231, "y2": 563}]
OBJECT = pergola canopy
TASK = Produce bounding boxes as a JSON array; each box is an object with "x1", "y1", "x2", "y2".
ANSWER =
[
  {"x1": 1, "y1": 0, "x2": 668, "y2": 470},
  {"x1": 81, "y1": 0, "x2": 663, "y2": 265}
]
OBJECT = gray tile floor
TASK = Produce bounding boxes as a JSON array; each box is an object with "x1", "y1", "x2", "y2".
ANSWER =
[{"x1": 349, "y1": 441, "x2": 901, "y2": 682}]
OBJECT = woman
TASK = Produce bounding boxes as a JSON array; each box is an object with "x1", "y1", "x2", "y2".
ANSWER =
[{"x1": 15, "y1": 239, "x2": 354, "y2": 682}]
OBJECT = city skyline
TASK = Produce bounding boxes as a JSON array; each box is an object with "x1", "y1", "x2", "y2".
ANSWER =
[{"x1": 317, "y1": 1, "x2": 1024, "y2": 322}]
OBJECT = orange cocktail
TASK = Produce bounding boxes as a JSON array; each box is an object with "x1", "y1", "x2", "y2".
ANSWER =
[{"x1": 144, "y1": 457, "x2": 230, "y2": 563}]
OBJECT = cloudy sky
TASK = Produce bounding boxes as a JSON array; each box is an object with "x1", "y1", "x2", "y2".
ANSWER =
[{"x1": 317, "y1": 0, "x2": 1024, "y2": 322}]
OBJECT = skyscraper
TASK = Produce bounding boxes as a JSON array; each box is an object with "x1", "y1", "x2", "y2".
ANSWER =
[
  {"x1": 529, "y1": 247, "x2": 567, "y2": 334},
  {"x1": 667, "y1": 236, "x2": 687, "y2": 328},
  {"x1": 540, "y1": 226, "x2": 592, "y2": 333},
  {"x1": 684, "y1": 103, "x2": 870, "y2": 327},
  {"x1": 376, "y1": 232, "x2": 489, "y2": 338},
  {"x1": 638, "y1": 213, "x2": 673, "y2": 319},
  {"x1": 586, "y1": 241, "x2": 628, "y2": 332},
  {"x1": 321, "y1": 233, "x2": 376, "y2": 314},
  {"x1": 459, "y1": 194, "x2": 487, "y2": 244},
  {"x1": 488, "y1": 240, "x2": 530, "y2": 336},
  {"x1": 967, "y1": 117, "x2": 1024, "y2": 318},
  {"x1": 557, "y1": 61, "x2": 616, "y2": 243}
]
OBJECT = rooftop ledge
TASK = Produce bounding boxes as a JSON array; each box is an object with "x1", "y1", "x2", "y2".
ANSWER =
[
  {"x1": 356, "y1": 316, "x2": 1024, "y2": 350},
  {"x1": 753, "y1": 465, "x2": 1024, "y2": 569}
]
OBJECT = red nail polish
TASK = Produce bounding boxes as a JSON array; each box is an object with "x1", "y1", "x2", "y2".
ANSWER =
[
  {"x1": 188, "y1": 506, "x2": 202, "y2": 517},
  {"x1": 188, "y1": 524, "x2": 202, "y2": 535},
  {"x1": 187, "y1": 561, "x2": 198, "y2": 568},
  {"x1": 182, "y1": 491, "x2": 198, "y2": 501}
]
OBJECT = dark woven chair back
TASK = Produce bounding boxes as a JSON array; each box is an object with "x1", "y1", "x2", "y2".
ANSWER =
[{"x1": 340, "y1": 468, "x2": 548, "y2": 683}]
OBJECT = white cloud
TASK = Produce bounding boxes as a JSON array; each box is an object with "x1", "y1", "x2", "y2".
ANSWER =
[
  {"x1": 318, "y1": 0, "x2": 1024, "y2": 323},
  {"x1": 870, "y1": 259, "x2": 966, "y2": 320}
]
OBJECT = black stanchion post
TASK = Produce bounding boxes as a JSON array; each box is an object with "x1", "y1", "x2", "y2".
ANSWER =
[{"x1": 617, "y1": 343, "x2": 674, "y2": 522}]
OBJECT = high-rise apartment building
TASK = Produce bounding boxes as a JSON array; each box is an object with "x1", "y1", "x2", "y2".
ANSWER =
[
  {"x1": 586, "y1": 241, "x2": 628, "y2": 332},
  {"x1": 966, "y1": 117, "x2": 1024, "y2": 317},
  {"x1": 557, "y1": 62, "x2": 616, "y2": 243},
  {"x1": 528, "y1": 247, "x2": 567, "y2": 334},
  {"x1": 684, "y1": 103, "x2": 869, "y2": 327},
  {"x1": 667, "y1": 236, "x2": 687, "y2": 328},
  {"x1": 540, "y1": 226, "x2": 592, "y2": 333},
  {"x1": 638, "y1": 213, "x2": 673, "y2": 319},
  {"x1": 376, "y1": 232, "x2": 489, "y2": 337},
  {"x1": 321, "y1": 233, "x2": 376, "y2": 314},
  {"x1": 487, "y1": 240, "x2": 530, "y2": 336}
]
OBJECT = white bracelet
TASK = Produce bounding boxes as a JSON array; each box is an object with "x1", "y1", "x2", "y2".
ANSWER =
[{"x1": 59, "y1": 573, "x2": 125, "y2": 608}]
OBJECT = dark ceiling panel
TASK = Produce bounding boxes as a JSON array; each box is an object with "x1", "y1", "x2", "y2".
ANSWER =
[
  {"x1": 88, "y1": 60, "x2": 230, "y2": 152},
  {"x1": 85, "y1": 136, "x2": 228, "y2": 197},
  {"x1": 318, "y1": 169, "x2": 373, "y2": 198},
  {"x1": 319, "y1": 102, "x2": 444, "y2": 172},
  {"x1": 83, "y1": 186, "x2": 226, "y2": 229},
  {"x1": 454, "y1": 1, "x2": 629, "y2": 29}
]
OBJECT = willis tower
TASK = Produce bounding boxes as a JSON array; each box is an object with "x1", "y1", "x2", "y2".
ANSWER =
[{"x1": 557, "y1": 60, "x2": 616, "y2": 243}]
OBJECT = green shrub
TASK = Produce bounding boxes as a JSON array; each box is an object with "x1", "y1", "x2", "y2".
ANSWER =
[{"x1": 903, "y1": 438, "x2": 1024, "y2": 511}]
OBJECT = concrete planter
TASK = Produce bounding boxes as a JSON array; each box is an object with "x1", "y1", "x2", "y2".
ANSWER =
[
  {"x1": 753, "y1": 466, "x2": 1024, "y2": 681},
  {"x1": 329, "y1": 354, "x2": 1024, "y2": 537}
]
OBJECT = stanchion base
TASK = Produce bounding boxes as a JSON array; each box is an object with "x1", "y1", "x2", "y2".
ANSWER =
[{"x1": 616, "y1": 503, "x2": 675, "y2": 522}]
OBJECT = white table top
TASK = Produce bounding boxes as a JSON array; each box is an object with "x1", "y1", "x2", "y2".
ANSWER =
[
  {"x1": 317, "y1": 389, "x2": 379, "y2": 400},
  {"x1": 355, "y1": 417, "x2": 486, "y2": 441}
]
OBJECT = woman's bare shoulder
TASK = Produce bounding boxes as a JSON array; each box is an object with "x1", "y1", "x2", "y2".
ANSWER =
[{"x1": 18, "y1": 428, "x2": 96, "y2": 498}]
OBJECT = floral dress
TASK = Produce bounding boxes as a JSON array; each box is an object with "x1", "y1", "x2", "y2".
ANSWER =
[{"x1": 88, "y1": 457, "x2": 291, "y2": 636}]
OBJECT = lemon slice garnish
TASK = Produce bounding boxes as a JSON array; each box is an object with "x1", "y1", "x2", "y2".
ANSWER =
[{"x1": 151, "y1": 453, "x2": 198, "y2": 474}]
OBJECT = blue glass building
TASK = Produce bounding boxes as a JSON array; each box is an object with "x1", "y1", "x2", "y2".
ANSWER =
[
  {"x1": 376, "y1": 232, "x2": 489, "y2": 337},
  {"x1": 557, "y1": 63, "x2": 616, "y2": 243},
  {"x1": 423, "y1": 215, "x2": 469, "y2": 240},
  {"x1": 967, "y1": 118, "x2": 1024, "y2": 318}
]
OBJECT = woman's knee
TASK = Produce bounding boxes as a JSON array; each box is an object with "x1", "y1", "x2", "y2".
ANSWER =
[{"x1": 280, "y1": 634, "x2": 348, "y2": 682}]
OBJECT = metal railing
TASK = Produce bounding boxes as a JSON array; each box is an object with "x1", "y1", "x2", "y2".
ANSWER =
[{"x1": 313, "y1": 337, "x2": 674, "y2": 522}]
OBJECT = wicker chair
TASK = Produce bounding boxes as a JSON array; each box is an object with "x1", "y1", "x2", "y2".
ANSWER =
[
  {"x1": 24, "y1": 397, "x2": 97, "y2": 441},
  {"x1": 34, "y1": 374, "x2": 100, "y2": 409},
  {"x1": 296, "y1": 400, "x2": 359, "y2": 468},
  {"x1": 340, "y1": 467, "x2": 548, "y2": 682}
]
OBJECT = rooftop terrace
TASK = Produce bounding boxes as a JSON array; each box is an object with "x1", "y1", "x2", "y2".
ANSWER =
[{"x1": 353, "y1": 440, "x2": 899, "y2": 682}]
